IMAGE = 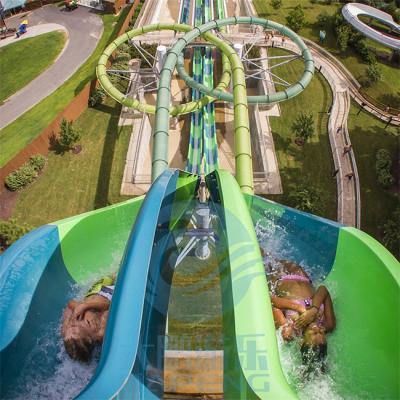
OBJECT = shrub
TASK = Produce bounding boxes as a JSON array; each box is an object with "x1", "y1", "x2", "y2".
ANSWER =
[
  {"x1": 5, "y1": 164, "x2": 38, "y2": 191},
  {"x1": 270, "y1": 0, "x2": 282, "y2": 9},
  {"x1": 317, "y1": 11, "x2": 331, "y2": 27},
  {"x1": 59, "y1": 119, "x2": 81, "y2": 149},
  {"x1": 292, "y1": 112, "x2": 314, "y2": 144},
  {"x1": 118, "y1": 43, "x2": 131, "y2": 54},
  {"x1": 89, "y1": 87, "x2": 106, "y2": 107},
  {"x1": 109, "y1": 60, "x2": 130, "y2": 92},
  {"x1": 286, "y1": 5, "x2": 306, "y2": 32},
  {"x1": 114, "y1": 50, "x2": 131, "y2": 63},
  {"x1": 0, "y1": 219, "x2": 33, "y2": 250},
  {"x1": 377, "y1": 170, "x2": 395, "y2": 187},
  {"x1": 366, "y1": 62, "x2": 382, "y2": 84},
  {"x1": 29, "y1": 154, "x2": 46, "y2": 171},
  {"x1": 375, "y1": 148, "x2": 394, "y2": 188},
  {"x1": 382, "y1": 206, "x2": 400, "y2": 258},
  {"x1": 336, "y1": 24, "x2": 351, "y2": 52},
  {"x1": 288, "y1": 184, "x2": 325, "y2": 215}
]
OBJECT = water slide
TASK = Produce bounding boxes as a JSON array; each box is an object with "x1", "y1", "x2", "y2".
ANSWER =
[
  {"x1": 342, "y1": 3, "x2": 400, "y2": 50},
  {"x1": 186, "y1": 0, "x2": 219, "y2": 174},
  {"x1": 1, "y1": 14, "x2": 400, "y2": 400},
  {"x1": 186, "y1": 0, "x2": 205, "y2": 174},
  {"x1": 202, "y1": 0, "x2": 219, "y2": 173}
]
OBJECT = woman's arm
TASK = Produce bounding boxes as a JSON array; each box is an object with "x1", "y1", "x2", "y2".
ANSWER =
[
  {"x1": 271, "y1": 296, "x2": 306, "y2": 313},
  {"x1": 323, "y1": 291, "x2": 336, "y2": 332},
  {"x1": 295, "y1": 285, "x2": 334, "y2": 329},
  {"x1": 95, "y1": 310, "x2": 110, "y2": 342},
  {"x1": 61, "y1": 301, "x2": 78, "y2": 336},
  {"x1": 74, "y1": 299, "x2": 110, "y2": 320}
]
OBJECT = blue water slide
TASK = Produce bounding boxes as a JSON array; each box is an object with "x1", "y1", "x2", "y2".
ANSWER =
[{"x1": 76, "y1": 169, "x2": 198, "y2": 399}]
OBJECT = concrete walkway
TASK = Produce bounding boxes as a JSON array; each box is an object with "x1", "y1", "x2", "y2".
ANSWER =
[
  {"x1": 0, "y1": 5, "x2": 103, "y2": 129},
  {"x1": 0, "y1": 23, "x2": 68, "y2": 48}
]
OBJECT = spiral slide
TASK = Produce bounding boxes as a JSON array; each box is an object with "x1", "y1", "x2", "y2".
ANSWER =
[{"x1": 1, "y1": 12, "x2": 399, "y2": 400}]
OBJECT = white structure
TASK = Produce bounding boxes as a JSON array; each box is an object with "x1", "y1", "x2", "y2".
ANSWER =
[{"x1": 342, "y1": 3, "x2": 400, "y2": 50}]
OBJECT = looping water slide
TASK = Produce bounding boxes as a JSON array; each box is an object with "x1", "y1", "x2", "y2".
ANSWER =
[
  {"x1": 342, "y1": 3, "x2": 400, "y2": 51},
  {"x1": 0, "y1": 10, "x2": 399, "y2": 400}
]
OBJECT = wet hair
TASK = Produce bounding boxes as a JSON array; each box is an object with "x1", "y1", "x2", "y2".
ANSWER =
[
  {"x1": 300, "y1": 343, "x2": 328, "y2": 378},
  {"x1": 64, "y1": 335, "x2": 94, "y2": 363}
]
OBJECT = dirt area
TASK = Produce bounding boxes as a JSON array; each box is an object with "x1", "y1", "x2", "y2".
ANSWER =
[{"x1": 0, "y1": 189, "x2": 19, "y2": 220}]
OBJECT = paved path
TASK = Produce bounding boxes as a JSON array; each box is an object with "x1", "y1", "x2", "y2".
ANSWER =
[
  {"x1": 0, "y1": 5, "x2": 103, "y2": 129},
  {"x1": 0, "y1": 23, "x2": 67, "y2": 48}
]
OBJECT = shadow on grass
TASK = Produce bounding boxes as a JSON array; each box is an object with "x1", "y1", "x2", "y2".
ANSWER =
[{"x1": 94, "y1": 102, "x2": 123, "y2": 209}]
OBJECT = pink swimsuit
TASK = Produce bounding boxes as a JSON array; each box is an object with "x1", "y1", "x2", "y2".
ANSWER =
[{"x1": 278, "y1": 274, "x2": 325, "y2": 328}]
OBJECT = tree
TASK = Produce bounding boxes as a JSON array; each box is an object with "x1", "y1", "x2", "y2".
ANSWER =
[
  {"x1": 366, "y1": 62, "x2": 382, "y2": 84},
  {"x1": 286, "y1": 5, "x2": 305, "y2": 32},
  {"x1": 317, "y1": 11, "x2": 330, "y2": 28},
  {"x1": 382, "y1": 206, "x2": 400, "y2": 258},
  {"x1": 336, "y1": 24, "x2": 351, "y2": 52},
  {"x1": 288, "y1": 184, "x2": 325, "y2": 215},
  {"x1": 270, "y1": 0, "x2": 282, "y2": 10},
  {"x1": 59, "y1": 119, "x2": 81, "y2": 150},
  {"x1": 292, "y1": 112, "x2": 314, "y2": 145},
  {"x1": 375, "y1": 148, "x2": 394, "y2": 188}
]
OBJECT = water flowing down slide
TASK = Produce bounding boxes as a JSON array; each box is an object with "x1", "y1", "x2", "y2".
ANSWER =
[{"x1": 0, "y1": 170, "x2": 199, "y2": 399}]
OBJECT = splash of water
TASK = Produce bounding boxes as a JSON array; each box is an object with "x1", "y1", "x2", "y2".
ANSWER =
[{"x1": 276, "y1": 329, "x2": 343, "y2": 400}]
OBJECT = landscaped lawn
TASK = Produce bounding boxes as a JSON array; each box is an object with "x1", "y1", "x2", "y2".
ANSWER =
[
  {"x1": 0, "y1": 6, "x2": 132, "y2": 168},
  {"x1": 266, "y1": 48, "x2": 337, "y2": 221},
  {"x1": 0, "y1": 31, "x2": 66, "y2": 104},
  {"x1": 252, "y1": 0, "x2": 400, "y2": 109},
  {"x1": 347, "y1": 102, "x2": 399, "y2": 255},
  {"x1": 11, "y1": 97, "x2": 131, "y2": 227}
]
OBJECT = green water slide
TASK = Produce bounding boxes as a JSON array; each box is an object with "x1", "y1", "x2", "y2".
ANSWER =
[
  {"x1": 202, "y1": 0, "x2": 219, "y2": 173},
  {"x1": 208, "y1": 169, "x2": 297, "y2": 399},
  {"x1": 186, "y1": 0, "x2": 204, "y2": 174}
]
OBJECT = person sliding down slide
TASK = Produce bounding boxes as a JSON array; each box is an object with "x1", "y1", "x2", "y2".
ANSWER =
[
  {"x1": 61, "y1": 274, "x2": 116, "y2": 362},
  {"x1": 261, "y1": 248, "x2": 336, "y2": 374}
]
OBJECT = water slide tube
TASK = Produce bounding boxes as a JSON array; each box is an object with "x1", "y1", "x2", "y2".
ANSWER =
[{"x1": 342, "y1": 3, "x2": 400, "y2": 50}]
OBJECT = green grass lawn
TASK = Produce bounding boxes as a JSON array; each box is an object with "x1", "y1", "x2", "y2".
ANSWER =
[
  {"x1": 347, "y1": 102, "x2": 399, "y2": 254},
  {"x1": 267, "y1": 48, "x2": 337, "y2": 220},
  {"x1": 11, "y1": 98, "x2": 131, "y2": 227},
  {"x1": 253, "y1": 0, "x2": 400, "y2": 109},
  {"x1": 0, "y1": 31, "x2": 66, "y2": 104},
  {"x1": 0, "y1": 6, "x2": 132, "y2": 168}
]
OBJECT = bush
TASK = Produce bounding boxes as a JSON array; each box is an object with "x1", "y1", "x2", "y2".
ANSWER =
[
  {"x1": 270, "y1": 0, "x2": 282, "y2": 9},
  {"x1": 292, "y1": 112, "x2": 314, "y2": 144},
  {"x1": 366, "y1": 62, "x2": 382, "y2": 84},
  {"x1": 336, "y1": 24, "x2": 351, "y2": 52},
  {"x1": 89, "y1": 87, "x2": 106, "y2": 107},
  {"x1": 29, "y1": 154, "x2": 46, "y2": 171},
  {"x1": 382, "y1": 206, "x2": 400, "y2": 258},
  {"x1": 4, "y1": 154, "x2": 46, "y2": 191},
  {"x1": 288, "y1": 184, "x2": 325, "y2": 215},
  {"x1": 286, "y1": 5, "x2": 305, "y2": 32},
  {"x1": 317, "y1": 11, "x2": 331, "y2": 27},
  {"x1": 5, "y1": 164, "x2": 38, "y2": 191},
  {"x1": 375, "y1": 148, "x2": 394, "y2": 188},
  {"x1": 109, "y1": 60, "x2": 130, "y2": 92},
  {"x1": 114, "y1": 50, "x2": 131, "y2": 63},
  {"x1": 59, "y1": 119, "x2": 81, "y2": 149},
  {"x1": 0, "y1": 219, "x2": 33, "y2": 250}
]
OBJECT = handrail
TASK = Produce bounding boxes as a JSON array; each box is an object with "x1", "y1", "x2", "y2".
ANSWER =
[{"x1": 303, "y1": 38, "x2": 400, "y2": 118}]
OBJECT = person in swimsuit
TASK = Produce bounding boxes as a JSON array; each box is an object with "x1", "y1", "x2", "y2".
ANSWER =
[
  {"x1": 61, "y1": 275, "x2": 116, "y2": 362},
  {"x1": 261, "y1": 248, "x2": 336, "y2": 371}
]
